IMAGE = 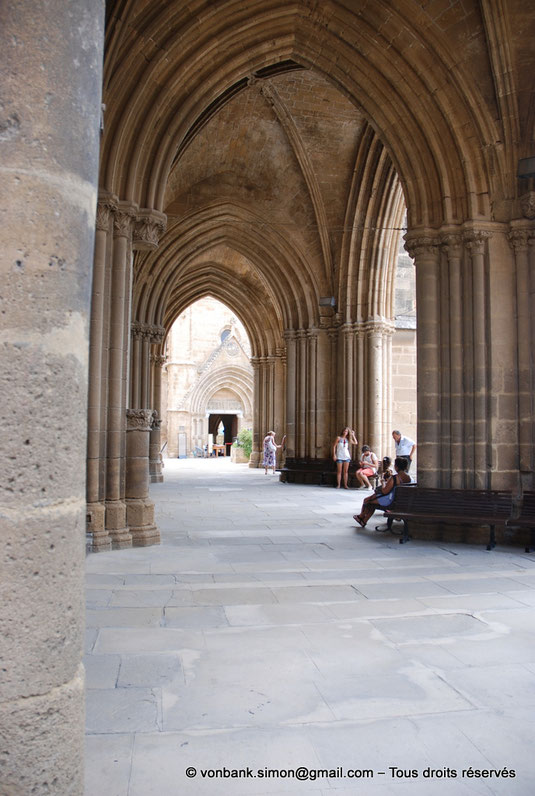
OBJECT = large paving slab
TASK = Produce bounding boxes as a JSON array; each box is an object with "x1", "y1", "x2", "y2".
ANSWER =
[{"x1": 85, "y1": 458, "x2": 535, "y2": 795}]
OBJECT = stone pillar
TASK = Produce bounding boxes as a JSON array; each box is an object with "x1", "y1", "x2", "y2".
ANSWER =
[
  {"x1": 306, "y1": 330, "x2": 318, "y2": 457},
  {"x1": 340, "y1": 323, "x2": 355, "y2": 429},
  {"x1": 87, "y1": 196, "x2": 114, "y2": 550},
  {"x1": 366, "y1": 321, "x2": 384, "y2": 454},
  {"x1": 441, "y1": 233, "x2": 464, "y2": 487},
  {"x1": 130, "y1": 322, "x2": 143, "y2": 408},
  {"x1": 105, "y1": 205, "x2": 134, "y2": 548},
  {"x1": 509, "y1": 226, "x2": 534, "y2": 486},
  {"x1": 297, "y1": 331, "x2": 307, "y2": 458},
  {"x1": 0, "y1": 1, "x2": 104, "y2": 794},
  {"x1": 249, "y1": 357, "x2": 262, "y2": 467},
  {"x1": 464, "y1": 230, "x2": 492, "y2": 489},
  {"x1": 149, "y1": 354, "x2": 166, "y2": 482},
  {"x1": 316, "y1": 326, "x2": 334, "y2": 457},
  {"x1": 284, "y1": 331, "x2": 297, "y2": 459},
  {"x1": 126, "y1": 410, "x2": 160, "y2": 546},
  {"x1": 405, "y1": 235, "x2": 441, "y2": 485}
]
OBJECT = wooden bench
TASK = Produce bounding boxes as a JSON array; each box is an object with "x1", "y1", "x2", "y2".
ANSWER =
[
  {"x1": 384, "y1": 486, "x2": 513, "y2": 549},
  {"x1": 505, "y1": 491, "x2": 535, "y2": 553},
  {"x1": 279, "y1": 458, "x2": 380, "y2": 488}
]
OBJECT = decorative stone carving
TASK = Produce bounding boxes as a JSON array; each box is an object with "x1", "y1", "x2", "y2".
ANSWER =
[
  {"x1": 133, "y1": 210, "x2": 167, "y2": 251},
  {"x1": 403, "y1": 235, "x2": 439, "y2": 260},
  {"x1": 150, "y1": 410, "x2": 162, "y2": 430},
  {"x1": 463, "y1": 230, "x2": 492, "y2": 255},
  {"x1": 520, "y1": 191, "x2": 535, "y2": 219},
  {"x1": 440, "y1": 233, "x2": 463, "y2": 258},
  {"x1": 131, "y1": 322, "x2": 166, "y2": 344},
  {"x1": 508, "y1": 229, "x2": 529, "y2": 253},
  {"x1": 96, "y1": 199, "x2": 115, "y2": 232},
  {"x1": 126, "y1": 409, "x2": 154, "y2": 432},
  {"x1": 113, "y1": 208, "x2": 134, "y2": 238}
]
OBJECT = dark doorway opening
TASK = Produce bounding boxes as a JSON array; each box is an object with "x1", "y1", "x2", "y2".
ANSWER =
[{"x1": 208, "y1": 414, "x2": 238, "y2": 454}]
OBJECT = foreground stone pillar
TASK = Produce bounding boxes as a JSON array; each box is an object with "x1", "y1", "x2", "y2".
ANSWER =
[
  {"x1": 0, "y1": 1, "x2": 104, "y2": 793},
  {"x1": 126, "y1": 410, "x2": 160, "y2": 546}
]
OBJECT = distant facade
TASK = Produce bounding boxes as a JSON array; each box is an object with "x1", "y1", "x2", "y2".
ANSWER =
[{"x1": 162, "y1": 299, "x2": 253, "y2": 457}]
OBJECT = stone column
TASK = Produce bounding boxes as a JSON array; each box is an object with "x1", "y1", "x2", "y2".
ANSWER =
[
  {"x1": 105, "y1": 204, "x2": 135, "y2": 547},
  {"x1": 441, "y1": 233, "x2": 464, "y2": 487},
  {"x1": 405, "y1": 235, "x2": 441, "y2": 485},
  {"x1": 509, "y1": 226, "x2": 534, "y2": 484},
  {"x1": 130, "y1": 322, "x2": 143, "y2": 408},
  {"x1": 306, "y1": 330, "x2": 318, "y2": 458},
  {"x1": 366, "y1": 321, "x2": 384, "y2": 455},
  {"x1": 340, "y1": 323, "x2": 355, "y2": 429},
  {"x1": 315, "y1": 325, "x2": 334, "y2": 457},
  {"x1": 125, "y1": 410, "x2": 160, "y2": 546},
  {"x1": 149, "y1": 354, "x2": 166, "y2": 482},
  {"x1": 249, "y1": 356, "x2": 262, "y2": 467},
  {"x1": 284, "y1": 331, "x2": 297, "y2": 459},
  {"x1": 464, "y1": 230, "x2": 492, "y2": 489},
  {"x1": 0, "y1": 1, "x2": 104, "y2": 794},
  {"x1": 87, "y1": 197, "x2": 114, "y2": 550}
]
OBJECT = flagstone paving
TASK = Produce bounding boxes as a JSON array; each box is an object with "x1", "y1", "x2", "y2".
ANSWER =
[{"x1": 85, "y1": 458, "x2": 535, "y2": 795}]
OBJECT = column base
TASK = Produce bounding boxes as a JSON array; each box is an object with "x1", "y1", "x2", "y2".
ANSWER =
[
  {"x1": 126, "y1": 498, "x2": 161, "y2": 547},
  {"x1": 249, "y1": 449, "x2": 261, "y2": 468},
  {"x1": 86, "y1": 502, "x2": 112, "y2": 552},
  {"x1": 105, "y1": 500, "x2": 132, "y2": 549},
  {"x1": 130, "y1": 523, "x2": 161, "y2": 546}
]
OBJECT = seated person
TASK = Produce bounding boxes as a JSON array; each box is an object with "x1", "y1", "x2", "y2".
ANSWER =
[
  {"x1": 380, "y1": 456, "x2": 394, "y2": 485},
  {"x1": 353, "y1": 457, "x2": 411, "y2": 527},
  {"x1": 355, "y1": 445, "x2": 378, "y2": 489}
]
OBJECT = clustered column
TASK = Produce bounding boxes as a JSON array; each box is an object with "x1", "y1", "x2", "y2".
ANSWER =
[{"x1": 86, "y1": 196, "x2": 166, "y2": 550}]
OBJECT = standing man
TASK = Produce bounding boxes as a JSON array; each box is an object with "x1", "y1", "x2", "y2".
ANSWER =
[{"x1": 392, "y1": 429, "x2": 416, "y2": 472}]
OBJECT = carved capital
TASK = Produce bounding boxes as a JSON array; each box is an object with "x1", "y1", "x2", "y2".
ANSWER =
[
  {"x1": 440, "y1": 233, "x2": 463, "y2": 260},
  {"x1": 152, "y1": 354, "x2": 167, "y2": 368},
  {"x1": 403, "y1": 235, "x2": 439, "y2": 260},
  {"x1": 113, "y1": 208, "x2": 134, "y2": 238},
  {"x1": 126, "y1": 409, "x2": 154, "y2": 432},
  {"x1": 96, "y1": 199, "x2": 115, "y2": 232},
  {"x1": 463, "y1": 230, "x2": 492, "y2": 256},
  {"x1": 520, "y1": 191, "x2": 535, "y2": 220},
  {"x1": 150, "y1": 410, "x2": 162, "y2": 430},
  {"x1": 508, "y1": 229, "x2": 529, "y2": 253},
  {"x1": 133, "y1": 210, "x2": 167, "y2": 251}
]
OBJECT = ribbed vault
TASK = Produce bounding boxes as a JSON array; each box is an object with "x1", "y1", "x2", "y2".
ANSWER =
[{"x1": 101, "y1": 0, "x2": 516, "y2": 227}]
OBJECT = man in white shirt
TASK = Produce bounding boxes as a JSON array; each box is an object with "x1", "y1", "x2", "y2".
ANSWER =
[{"x1": 392, "y1": 430, "x2": 416, "y2": 472}]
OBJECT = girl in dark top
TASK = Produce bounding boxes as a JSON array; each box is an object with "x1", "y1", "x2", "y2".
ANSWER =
[{"x1": 353, "y1": 457, "x2": 410, "y2": 527}]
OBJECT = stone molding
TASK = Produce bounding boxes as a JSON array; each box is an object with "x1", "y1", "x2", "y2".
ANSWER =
[{"x1": 126, "y1": 409, "x2": 154, "y2": 432}]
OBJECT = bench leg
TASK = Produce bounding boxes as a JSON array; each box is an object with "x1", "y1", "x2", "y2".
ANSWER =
[
  {"x1": 486, "y1": 524, "x2": 496, "y2": 551},
  {"x1": 526, "y1": 527, "x2": 535, "y2": 554},
  {"x1": 399, "y1": 519, "x2": 410, "y2": 544}
]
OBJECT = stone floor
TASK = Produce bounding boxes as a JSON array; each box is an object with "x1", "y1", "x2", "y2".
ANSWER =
[{"x1": 85, "y1": 457, "x2": 535, "y2": 795}]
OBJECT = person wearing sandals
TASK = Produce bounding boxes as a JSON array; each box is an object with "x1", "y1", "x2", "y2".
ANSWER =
[
  {"x1": 353, "y1": 456, "x2": 411, "y2": 526},
  {"x1": 355, "y1": 445, "x2": 378, "y2": 489},
  {"x1": 332, "y1": 427, "x2": 359, "y2": 489}
]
